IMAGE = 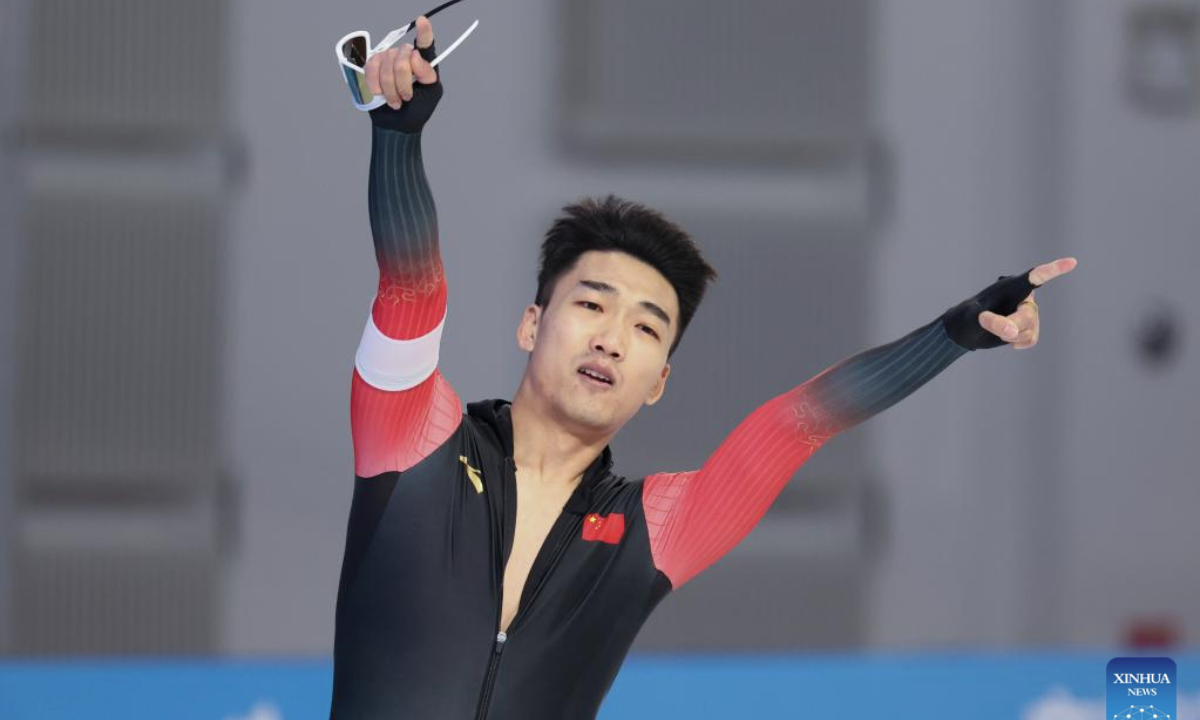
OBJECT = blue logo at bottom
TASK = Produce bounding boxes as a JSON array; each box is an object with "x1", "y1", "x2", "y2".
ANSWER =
[{"x1": 1107, "y1": 657, "x2": 1176, "y2": 719}]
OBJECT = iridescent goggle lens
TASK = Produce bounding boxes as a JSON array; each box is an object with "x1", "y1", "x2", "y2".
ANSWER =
[{"x1": 339, "y1": 35, "x2": 375, "y2": 106}]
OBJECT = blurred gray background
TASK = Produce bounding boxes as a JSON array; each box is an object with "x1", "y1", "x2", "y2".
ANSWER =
[{"x1": 0, "y1": 0, "x2": 1196, "y2": 657}]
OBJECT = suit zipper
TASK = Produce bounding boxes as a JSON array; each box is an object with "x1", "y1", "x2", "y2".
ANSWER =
[
  {"x1": 505, "y1": 517, "x2": 577, "y2": 635},
  {"x1": 475, "y1": 536, "x2": 575, "y2": 720},
  {"x1": 474, "y1": 456, "x2": 517, "y2": 720},
  {"x1": 473, "y1": 456, "x2": 583, "y2": 720},
  {"x1": 473, "y1": 630, "x2": 507, "y2": 720}
]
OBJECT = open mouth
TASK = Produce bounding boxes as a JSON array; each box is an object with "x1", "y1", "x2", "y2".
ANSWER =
[{"x1": 577, "y1": 367, "x2": 614, "y2": 386}]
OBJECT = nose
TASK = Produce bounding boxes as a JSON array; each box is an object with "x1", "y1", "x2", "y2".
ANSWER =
[{"x1": 590, "y1": 324, "x2": 623, "y2": 360}]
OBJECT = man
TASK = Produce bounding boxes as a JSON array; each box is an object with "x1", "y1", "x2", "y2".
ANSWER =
[{"x1": 330, "y1": 16, "x2": 1078, "y2": 720}]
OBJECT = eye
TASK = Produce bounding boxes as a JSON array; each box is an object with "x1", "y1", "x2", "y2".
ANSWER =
[
  {"x1": 638, "y1": 325, "x2": 660, "y2": 340},
  {"x1": 578, "y1": 301, "x2": 601, "y2": 311}
]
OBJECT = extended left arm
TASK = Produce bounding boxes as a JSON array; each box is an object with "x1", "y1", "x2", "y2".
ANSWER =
[{"x1": 642, "y1": 258, "x2": 1077, "y2": 589}]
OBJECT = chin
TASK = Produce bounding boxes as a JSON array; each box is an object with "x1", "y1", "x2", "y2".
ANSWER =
[{"x1": 558, "y1": 394, "x2": 623, "y2": 431}]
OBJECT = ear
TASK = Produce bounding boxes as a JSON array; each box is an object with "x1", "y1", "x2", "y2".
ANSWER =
[
  {"x1": 644, "y1": 362, "x2": 671, "y2": 406},
  {"x1": 517, "y1": 304, "x2": 541, "y2": 352}
]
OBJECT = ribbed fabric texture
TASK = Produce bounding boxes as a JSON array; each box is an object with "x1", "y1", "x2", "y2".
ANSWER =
[
  {"x1": 367, "y1": 125, "x2": 448, "y2": 338},
  {"x1": 352, "y1": 126, "x2": 460, "y2": 478},
  {"x1": 643, "y1": 317, "x2": 969, "y2": 588}
]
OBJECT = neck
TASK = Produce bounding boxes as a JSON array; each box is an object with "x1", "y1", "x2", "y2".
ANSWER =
[{"x1": 509, "y1": 377, "x2": 612, "y2": 491}]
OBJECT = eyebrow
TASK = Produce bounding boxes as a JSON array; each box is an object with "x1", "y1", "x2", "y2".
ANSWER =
[{"x1": 577, "y1": 279, "x2": 673, "y2": 328}]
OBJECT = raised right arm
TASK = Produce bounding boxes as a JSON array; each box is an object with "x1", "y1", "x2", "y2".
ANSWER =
[{"x1": 350, "y1": 32, "x2": 461, "y2": 478}]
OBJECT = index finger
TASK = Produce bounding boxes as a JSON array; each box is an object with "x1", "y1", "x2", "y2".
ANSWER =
[
  {"x1": 415, "y1": 15, "x2": 434, "y2": 49},
  {"x1": 1028, "y1": 256, "x2": 1078, "y2": 287},
  {"x1": 365, "y1": 53, "x2": 382, "y2": 95}
]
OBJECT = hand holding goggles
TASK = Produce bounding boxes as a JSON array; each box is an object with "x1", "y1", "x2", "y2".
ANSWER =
[{"x1": 334, "y1": 0, "x2": 478, "y2": 112}]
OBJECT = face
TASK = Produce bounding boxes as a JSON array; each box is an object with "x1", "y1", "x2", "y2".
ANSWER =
[{"x1": 517, "y1": 250, "x2": 677, "y2": 435}]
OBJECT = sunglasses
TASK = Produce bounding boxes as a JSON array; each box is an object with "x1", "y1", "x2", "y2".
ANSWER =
[{"x1": 334, "y1": 0, "x2": 478, "y2": 112}]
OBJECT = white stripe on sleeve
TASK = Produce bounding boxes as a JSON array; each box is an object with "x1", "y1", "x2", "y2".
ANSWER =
[{"x1": 354, "y1": 305, "x2": 446, "y2": 391}]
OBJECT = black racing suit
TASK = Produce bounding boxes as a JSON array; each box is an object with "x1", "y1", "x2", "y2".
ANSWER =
[{"x1": 328, "y1": 38, "x2": 1040, "y2": 720}]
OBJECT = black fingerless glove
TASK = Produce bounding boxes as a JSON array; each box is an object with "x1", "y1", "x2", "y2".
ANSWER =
[
  {"x1": 939, "y1": 268, "x2": 1037, "y2": 350},
  {"x1": 369, "y1": 41, "x2": 443, "y2": 134}
]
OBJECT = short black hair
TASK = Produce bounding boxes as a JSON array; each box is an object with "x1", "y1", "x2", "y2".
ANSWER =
[{"x1": 535, "y1": 194, "x2": 717, "y2": 358}]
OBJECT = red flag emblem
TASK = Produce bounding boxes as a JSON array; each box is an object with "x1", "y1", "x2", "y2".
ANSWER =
[{"x1": 581, "y1": 513, "x2": 625, "y2": 544}]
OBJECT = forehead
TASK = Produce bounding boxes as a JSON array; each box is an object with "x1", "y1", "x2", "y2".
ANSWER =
[{"x1": 562, "y1": 251, "x2": 679, "y2": 319}]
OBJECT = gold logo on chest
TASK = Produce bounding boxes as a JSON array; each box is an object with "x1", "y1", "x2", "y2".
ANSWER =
[{"x1": 458, "y1": 456, "x2": 483, "y2": 494}]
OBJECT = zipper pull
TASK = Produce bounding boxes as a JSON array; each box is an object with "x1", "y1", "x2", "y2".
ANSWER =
[{"x1": 495, "y1": 631, "x2": 507, "y2": 654}]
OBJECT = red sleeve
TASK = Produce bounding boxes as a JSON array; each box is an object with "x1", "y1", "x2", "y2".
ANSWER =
[
  {"x1": 642, "y1": 392, "x2": 833, "y2": 589},
  {"x1": 351, "y1": 370, "x2": 460, "y2": 478},
  {"x1": 349, "y1": 125, "x2": 461, "y2": 478},
  {"x1": 643, "y1": 316, "x2": 969, "y2": 588}
]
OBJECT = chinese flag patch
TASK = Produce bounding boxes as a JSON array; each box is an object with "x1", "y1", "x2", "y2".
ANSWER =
[{"x1": 581, "y1": 513, "x2": 625, "y2": 544}]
